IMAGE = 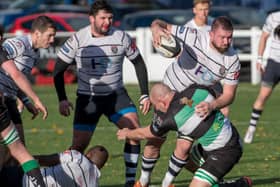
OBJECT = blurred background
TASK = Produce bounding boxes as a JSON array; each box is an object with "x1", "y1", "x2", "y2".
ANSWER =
[{"x1": 0, "y1": 0, "x2": 278, "y2": 85}]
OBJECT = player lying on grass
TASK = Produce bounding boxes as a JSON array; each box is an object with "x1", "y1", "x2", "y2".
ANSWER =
[
  {"x1": 117, "y1": 83, "x2": 252, "y2": 187},
  {"x1": 0, "y1": 145, "x2": 108, "y2": 187}
]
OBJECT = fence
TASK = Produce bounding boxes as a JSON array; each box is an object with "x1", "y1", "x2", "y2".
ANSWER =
[{"x1": 5, "y1": 27, "x2": 268, "y2": 85}]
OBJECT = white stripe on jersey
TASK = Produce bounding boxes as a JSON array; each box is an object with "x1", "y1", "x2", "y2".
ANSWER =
[
  {"x1": 202, "y1": 118, "x2": 232, "y2": 151},
  {"x1": 163, "y1": 25, "x2": 240, "y2": 92},
  {"x1": 263, "y1": 11, "x2": 280, "y2": 62},
  {"x1": 0, "y1": 35, "x2": 38, "y2": 97},
  {"x1": 57, "y1": 26, "x2": 140, "y2": 95},
  {"x1": 22, "y1": 150, "x2": 100, "y2": 187}
]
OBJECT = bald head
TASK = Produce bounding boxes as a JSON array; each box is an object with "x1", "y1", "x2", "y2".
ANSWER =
[
  {"x1": 150, "y1": 83, "x2": 172, "y2": 101},
  {"x1": 150, "y1": 83, "x2": 174, "y2": 112},
  {"x1": 85, "y1": 145, "x2": 109, "y2": 169}
]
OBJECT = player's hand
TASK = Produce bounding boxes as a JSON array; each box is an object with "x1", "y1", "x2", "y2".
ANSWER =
[
  {"x1": 59, "y1": 100, "x2": 73, "y2": 117},
  {"x1": 151, "y1": 25, "x2": 170, "y2": 47},
  {"x1": 195, "y1": 101, "x2": 213, "y2": 119},
  {"x1": 25, "y1": 102, "x2": 39, "y2": 120},
  {"x1": 117, "y1": 128, "x2": 130, "y2": 140},
  {"x1": 256, "y1": 62, "x2": 265, "y2": 74},
  {"x1": 139, "y1": 95, "x2": 151, "y2": 115},
  {"x1": 33, "y1": 99, "x2": 48, "y2": 120}
]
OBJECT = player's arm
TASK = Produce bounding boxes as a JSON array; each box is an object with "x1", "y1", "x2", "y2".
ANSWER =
[
  {"x1": 34, "y1": 153, "x2": 60, "y2": 167},
  {"x1": 53, "y1": 57, "x2": 70, "y2": 102},
  {"x1": 117, "y1": 125, "x2": 158, "y2": 141},
  {"x1": 195, "y1": 84, "x2": 237, "y2": 118},
  {"x1": 256, "y1": 31, "x2": 270, "y2": 73},
  {"x1": 131, "y1": 55, "x2": 150, "y2": 115},
  {"x1": 17, "y1": 90, "x2": 38, "y2": 119},
  {"x1": 0, "y1": 56, "x2": 47, "y2": 119},
  {"x1": 53, "y1": 58, "x2": 74, "y2": 116},
  {"x1": 210, "y1": 84, "x2": 237, "y2": 111}
]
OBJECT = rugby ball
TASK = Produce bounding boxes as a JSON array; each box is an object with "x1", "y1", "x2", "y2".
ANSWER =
[{"x1": 155, "y1": 35, "x2": 181, "y2": 58}]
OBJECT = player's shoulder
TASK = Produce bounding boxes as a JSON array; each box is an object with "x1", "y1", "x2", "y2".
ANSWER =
[
  {"x1": 110, "y1": 27, "x2": 128, "y2": 38},
  {"x1": 2, "y1": 35, "x2": 30, "y2": 56}
]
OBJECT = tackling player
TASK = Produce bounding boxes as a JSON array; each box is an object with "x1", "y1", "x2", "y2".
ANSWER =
[{"x1": 118, "y1": 83, "x2": 252, "y2": 187}]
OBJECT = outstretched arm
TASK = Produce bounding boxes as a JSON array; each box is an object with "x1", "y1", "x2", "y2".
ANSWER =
[{"x1": 117, "y1": 126, "x2": 158, "y2": 141}]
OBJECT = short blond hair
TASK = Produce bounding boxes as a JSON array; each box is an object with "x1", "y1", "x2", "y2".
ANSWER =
[{"x1": 193, "y1": 0, "x2": 211, "y2": 6}]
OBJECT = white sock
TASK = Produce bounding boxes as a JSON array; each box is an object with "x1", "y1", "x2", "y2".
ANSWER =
[{"x1": 162, "y1": 172, "x2": 174, "y2": 187}]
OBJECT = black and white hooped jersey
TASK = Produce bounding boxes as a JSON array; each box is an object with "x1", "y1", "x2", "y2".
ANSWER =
[
  {"x1": 57, "y1": 26, "x2": 140, "y2": 96},
  {"x1": 163, "y1": 25, "x2": 240, "y2": 92},
  {"x1": 0, "y1": 35, "x2": 39, "y2": 97},
  {"x1": 150, "y1": 85, "x2": 233, "y2": 151},
  {"x1": 22, "y1": 150, "x2": 100, "y2": 187},
  {"x1": 263, "y1": 11, "x2": 280, "y2": 62}
]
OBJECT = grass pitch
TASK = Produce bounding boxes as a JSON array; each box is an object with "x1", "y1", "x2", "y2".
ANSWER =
[{"x1": 21, "y1": 83, "x2": 280, "y2": 187}]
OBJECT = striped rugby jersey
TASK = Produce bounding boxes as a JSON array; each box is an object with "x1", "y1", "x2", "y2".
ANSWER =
[
  {"x1": 22, "y1": 150, "x2": 100, "y2": 187},
  {"x1": 163, "y1": 25, "x2": 240, "y2": 92},
  {"x1": 150, "y1": 85, "x2": 232, "y2": 151},
  {"x1": 263, "y1": 11, "x2": 280, "y2": 62},
  {"x1": 0, "y1": 35, "x2": 39, "y2": 97},
  {"x1": 57, "y1": 26, "x2": 140, "y2": 96}
]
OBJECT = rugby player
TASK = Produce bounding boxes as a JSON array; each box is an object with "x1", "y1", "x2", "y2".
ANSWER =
[{"x1": 53, "y1": 0, "x2": 150, "y2": 186}]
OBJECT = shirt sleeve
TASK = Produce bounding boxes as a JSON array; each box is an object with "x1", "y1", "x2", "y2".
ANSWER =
[
  {"x1": 2, "y1": 38, "x2": 26, "y2": 59},
  {"x1": 262, "y1": 13, "x2": 273, "y2": 34},
  {"x1": 123, "y1": 32, "x2": 140, "y2": 61},
  {"x1": 57, "y1": 34, "x2": 79, "y2": 64},
  {"x1": 150, "y1": 110, "x2": 174, "y2": 137},
  {"x1": 224, "y1": 53, "x2": 241, "y2": 85}
]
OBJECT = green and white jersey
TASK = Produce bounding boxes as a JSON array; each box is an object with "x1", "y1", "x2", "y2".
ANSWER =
[
  {"x1": 150, "y1": 85, "x2": 232, "y2": 151},
  {"x1": 57, "y1": 26, "x2": 140, "y2": 96},
  {"x1": 163, "y1": 25, "x2": 240, "y2": 92},
  {"x1": 0, "y1": 35, "x2": 38, "y2": 97},
  {"x1": 22, "y1": 150, "x2": 100, "y2": 187},
  {"x1": 263, "y1": 11, "x2": 280, "y2": 62}
]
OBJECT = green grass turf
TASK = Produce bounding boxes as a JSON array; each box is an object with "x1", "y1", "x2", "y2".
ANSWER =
[{"x1": 20, "y1": 83, "x2": 280, "y2": 187}]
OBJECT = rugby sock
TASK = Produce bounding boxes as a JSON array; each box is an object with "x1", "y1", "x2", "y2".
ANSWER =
[
  {"x1": 124, "y1": 143, "x2": 140, "y2": 184},
  {"x1": 249, "y1": 108, "x2": 262, "y2": 128},
  {"x1": 139, "y1": 155, "x2": 159, "y2": 186},
  {"x1": 162, "y1": 153, "x2": 187, "y2": 187},
  {"x1": 22, "y1": 160, "x2": 45, "y2": 187}
]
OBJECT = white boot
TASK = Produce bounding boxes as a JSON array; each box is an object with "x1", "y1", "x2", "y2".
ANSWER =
[{"x1": 244, "y1": 126, "x2": 256, "y2": 144}]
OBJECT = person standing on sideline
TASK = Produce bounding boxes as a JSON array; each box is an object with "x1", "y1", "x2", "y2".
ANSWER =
[
  {"x1": 244, "y1": 11, "x2": 280, "y2": 143},
  {"x1": 118, "y1": 83, "x2": 252, "y2": 187},
  {"x1": 0, "y1": 44, "x2": 48, "y2": 187},
  {"x1": 0, "y1": 16, "x2": 56, "y2": 147},
  {"x1": 53, "y1": 0, "x2": 150, "y2": 186},
  {"x1": 135, "y1": 16, "x2": 240, "y2": 187}
]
